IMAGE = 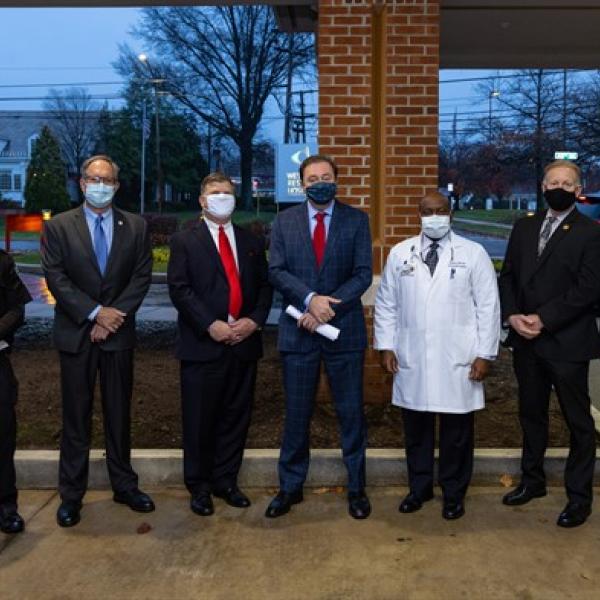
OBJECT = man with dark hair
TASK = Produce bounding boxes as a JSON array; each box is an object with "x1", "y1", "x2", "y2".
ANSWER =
[
  {"x1": 42, "y1": 154, "x2": 154, "y2": 527},
  {"x1": 266, "y1": 154, "x2": 373, "y2": 520},
  {"x1": 168, "y1": 171, "x2": 272, "y2": 516},
  {"x1": 0, "y1": 251, "x2": 31, "y2": 534},
  {"x1": 500, "y1": 159, "x2": 600, "y2": 528}
]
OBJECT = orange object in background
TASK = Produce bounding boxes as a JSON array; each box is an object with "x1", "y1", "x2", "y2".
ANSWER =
[{"x1": 4, "y1": 213, "x2": 44, "y2": 252}]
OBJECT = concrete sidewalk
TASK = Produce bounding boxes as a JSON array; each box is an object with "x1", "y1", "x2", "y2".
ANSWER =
[{"x1": 1, "y1": 487, "x2": 599, "y2": 600}]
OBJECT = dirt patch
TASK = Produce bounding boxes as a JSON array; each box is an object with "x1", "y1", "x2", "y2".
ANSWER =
[{"x1": 12, "y1": 320, "x2": 581, "y2": 449}]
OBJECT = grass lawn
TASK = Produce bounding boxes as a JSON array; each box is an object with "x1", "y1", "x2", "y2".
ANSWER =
[
  {"x1": 456, "y1": 209, "x2": 527, "y2": 224},
  {"x1": 453, "y1": 222, "x2": 512, "y2": 239}
]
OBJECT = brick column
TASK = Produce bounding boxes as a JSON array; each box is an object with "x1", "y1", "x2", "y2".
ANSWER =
[{"x1": 318, "y1": 0, "x2": 440, "y2": 403}]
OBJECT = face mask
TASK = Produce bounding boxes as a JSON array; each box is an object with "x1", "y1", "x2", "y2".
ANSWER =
[
  {"x1": 85, "y1": 183, "x2": 115, "y2": 209},
  {"x1": 306, "y1": 181, "x2": 337, "y2": 206},
  {"x1": 544, "y1": 188, "x2": 577, "y2": 212},
  {"x1": 206, "y1": 193, "x2": 235, "y2": 219},
  {"x1": 421, "y1": 215, "x2": 451, "y2": 240}
]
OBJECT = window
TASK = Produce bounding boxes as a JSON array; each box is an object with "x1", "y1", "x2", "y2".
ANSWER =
[
  {"x1": 28, "y1": 134, "x2": 39, "y2": 157},
  {"x1": 13, "y1": 174, "x2": 22, "y2": 191},
  {"x1": 0, "y1": 170, "x2": 11, "y2": 191}
]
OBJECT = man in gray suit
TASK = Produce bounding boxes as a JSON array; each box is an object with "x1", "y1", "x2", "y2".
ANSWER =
[
  {"x1": 266, "y1": 154, "x2": 373, "y2": 520},
  {"x1": 42, "y1": 154, "x2": 153, "y2": 527}
]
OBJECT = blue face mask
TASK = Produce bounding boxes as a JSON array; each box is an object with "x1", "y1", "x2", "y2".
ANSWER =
[{"x1": 306, "y1": 181, "x2": 337, "y2": 206}]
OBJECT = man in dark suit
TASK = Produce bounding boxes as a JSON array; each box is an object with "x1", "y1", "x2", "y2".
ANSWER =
[
  {"x1": 168, "y1": 172, "x2": 272, "y2": 516},
  {"x1": 266, "y1": 154, "x2": 373, "y2": 520},
  {"x1": 0, "y1": 251, "x2": 32, "y2": 534},
  {"x1": 499, "y1": 159, "x2": 600, "y2": 528},
  {"x1": 42, "y1": 154, "x2": 154, "y2": 527}
]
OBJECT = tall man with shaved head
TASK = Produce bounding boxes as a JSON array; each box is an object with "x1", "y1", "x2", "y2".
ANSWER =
[
  {"x1": 499, "y1": 160, "x2": 600, "y2": 528},
  {"x1": 374, "y1": 192, "x2": 500, "y2": 520}
]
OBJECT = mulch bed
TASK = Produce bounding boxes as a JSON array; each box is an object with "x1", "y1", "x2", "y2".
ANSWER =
[{"x1": 12, "y1": 321, "x2": 581, "y2": 449}]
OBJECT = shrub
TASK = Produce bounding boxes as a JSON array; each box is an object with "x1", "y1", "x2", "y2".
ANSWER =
[{"x1": 141, "y1": 213, "x2": 179, "y2": 247}]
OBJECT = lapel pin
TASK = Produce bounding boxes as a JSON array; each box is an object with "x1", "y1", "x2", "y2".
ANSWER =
[
  {"x1": 562, "y1": 224, "x2": 570, "y2": 231},
  {"x1": 118, "y1": 220, "x2": 123, "y2": 226}
]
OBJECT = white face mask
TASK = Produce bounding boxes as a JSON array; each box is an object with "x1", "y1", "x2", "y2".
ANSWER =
[
  {"x1": 205, "y1": 193, "x2": 235, "y2": 220},
  {"x1": 85, "y1": 183, "x2": 115, "y2": 209},
  {"x1": 421, "y1": 215, "x2": 450, "y2": 240}
]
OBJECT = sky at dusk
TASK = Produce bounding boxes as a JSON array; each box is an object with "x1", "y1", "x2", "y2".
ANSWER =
[{"x1": 0, "y1": 6, "x2": 491, "y2": 144}]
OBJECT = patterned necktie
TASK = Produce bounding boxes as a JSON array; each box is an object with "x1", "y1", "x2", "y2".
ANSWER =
[
  {"x1": 538, "y1": 216, "x2": 556, "y2": 256},
  {"x1": 313, "y1": 212, "x2": 326, "y2": 267},
  {"x1": 218, "y1": 225, "x2": 242, "y2": 319},
  {"x1": 94, "y1": 215, "x2": 108, "y2": 275},
  {"x1": 424, "y1": 241, "x2": 439, "y2": 276}
]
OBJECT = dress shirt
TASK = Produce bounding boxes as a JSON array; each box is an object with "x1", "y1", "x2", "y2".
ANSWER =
[
  {"x1": 203, "y1": 216, "x2": 239, "y2": 323},
  {"x1": 304, "y1": 200, "x2": 335, "y2": 308},
  {"x1": 85, "y1": 204, "x2": 113, "y2": 322},
  {"x1": 542, "y1": 205, "x2": 576, "y2": 238}
]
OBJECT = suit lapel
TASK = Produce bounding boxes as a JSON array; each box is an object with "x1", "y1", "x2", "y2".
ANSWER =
[
  {"x1": 103, "y1": 208, "x2": 126, "y2": 278},
  {"x1": 533, "y1": 209, "x2": 579, "y2": 274},
  {"x1": 233, "y1": 225, "x2": 248, "y2": 277},
  {"x1": 295, "y1": 203, "x2": 316, "y2": 267},
  {"x1": 193, "y1": 219, "x2": 226, "y2": 279},
  {"x1": 73, "y1": 206, "x2": 101, "y2": 276},
  {"x1": 319, "y1": 201, "x2": 342, "y2": 272}
]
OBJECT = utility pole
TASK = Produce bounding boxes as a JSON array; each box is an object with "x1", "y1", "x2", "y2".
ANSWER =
[
  {"x1": 562, "y1": 69, "x2": 568, "y2": 148},
  {"x1": 140, "y1": 97, "x2": 147, "y2": 214},
  {"x1": 284, "y1": 34, "x2": 295, "y2": 144},
  {"x1": 153, "y1": 83, "x2": 163, "y2": 214}
]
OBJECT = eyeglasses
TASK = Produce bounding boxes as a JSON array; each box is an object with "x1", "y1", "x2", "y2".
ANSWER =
[{"x1": 84, "y1": 175, "x2": 117, "y2": 185}]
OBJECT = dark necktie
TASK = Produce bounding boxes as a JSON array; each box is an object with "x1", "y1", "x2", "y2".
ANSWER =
[
  {"x1": 313, "y1": 212, "x2": 326, "y2": 267},
  {"x1": 94, "y1": 215, "x2": 108, "y2": 275},
  {"x1": 424, "y1": 242, "x2": 439, "y2": 276},
  {"x1": 538, "y1": 216, "x2": 556, "y2": 256},
  {"x1": 218, "y1": 225, "x2": 242, "y2": 319}
]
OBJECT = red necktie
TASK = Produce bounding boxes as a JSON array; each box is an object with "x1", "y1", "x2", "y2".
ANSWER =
[
  {"x1": 313, "y1": 212, "x2": 326, "y2": 267},
  {"x1": 218, "y1": 226, "x2": 242, "y2": 319}
]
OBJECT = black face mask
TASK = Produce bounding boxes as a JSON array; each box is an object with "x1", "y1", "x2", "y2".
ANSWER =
[{"x1": 544, "y1": 188, "x2": 577, "y2": 212}]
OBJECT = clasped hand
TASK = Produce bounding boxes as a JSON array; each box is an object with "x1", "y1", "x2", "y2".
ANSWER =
[
  {"x1": 208, "y1": 318, "x2": 257, "y2": 345},
  {"x1": 508, "y1": 314, "x2": 544, "y2": 340}
]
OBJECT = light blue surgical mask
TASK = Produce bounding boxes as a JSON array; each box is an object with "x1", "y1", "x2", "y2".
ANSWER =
[{"x1": 85, "y1": 183, "x2": 115, "y2": 209}]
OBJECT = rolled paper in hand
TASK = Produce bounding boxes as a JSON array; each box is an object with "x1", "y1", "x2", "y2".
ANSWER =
[{"x1": 285, "y1": 305, "x2": 340, "y2": 342}]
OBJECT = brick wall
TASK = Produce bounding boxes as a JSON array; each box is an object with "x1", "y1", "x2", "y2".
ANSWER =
[{"x1": 317, "y1": 0, "x2": 440, "y2": 403}]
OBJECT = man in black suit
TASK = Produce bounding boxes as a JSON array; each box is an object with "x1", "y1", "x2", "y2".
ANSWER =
[
  {"x1": 0, "y1": 251, "x2": 32, "y2": 534},
  {"x1": 168, "y1": 172, "x2": 272, "y2": 516},
  {"x1": 42, "y1": 154, "x2": 154, "y2": 527},
  {"x1": 499, "y1": 159, "x2": 600, "y2": 528}
]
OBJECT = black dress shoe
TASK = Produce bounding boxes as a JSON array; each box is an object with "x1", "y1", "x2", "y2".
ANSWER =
[
  {"x1": 348, "y1": 491, "x2": 371, "y2": 520},
  {"x1": 213, "y1": 486, "x2": 251, "y2": 508},
  {"x1": 557, "y1": 503, "x2": 591, "y2": 528},
  {"x1": 442, "y1": 501, "x2": 465, "y2": 520},
  {"x1": 57, "y1": 500, "x2": 82, "y2": 528},
  {"x1": 502, "y1": 484, "x2": 547, "y2": 506},
  {"x1": 265, "y1": 490, "x2": 303, "y2": 518},
  {"x1": 191, "y1": 492, "x2": 214, "y2": 516},
  {"x1": 0, "y1": 508, "x2": 24, "y2": 534},
  {"x1": 399, "y1": 491, "x2": 434, "y2": 514},
  {"x1": 113, "y1": 488, "x2": 155, "y2": 513}
]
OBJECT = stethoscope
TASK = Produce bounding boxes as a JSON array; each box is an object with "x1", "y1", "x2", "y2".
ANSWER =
[{"x1": 405, "y1": 232, "x2": 457, "y2": 279}]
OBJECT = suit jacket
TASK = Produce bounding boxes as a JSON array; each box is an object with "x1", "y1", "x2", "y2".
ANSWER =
[
  {"x1": 499, "y1": 208, "x2": 600, "y2": 361},
  {"x1": 167, "y1": 220, "x2": 272, "y2": 362},
  {"x1": 0, "y1": 250, "x2": 32, "y2": 346},
  {"x1": 41, "y1": 205, "x2": 152, "y2": 354},
  {"x1": 269, "y1": 200, "x2": 372, "y2": 353}
]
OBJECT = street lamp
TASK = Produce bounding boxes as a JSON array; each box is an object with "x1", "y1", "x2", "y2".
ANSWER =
[
  {"x1": 138, "y1": 53, "x2": 165, "y2": 214},
  {"x1": 137, "y1": 53, "x2": 148, "y2": 215},
  {"x1": 488, "y1": 90, "x2": 500, "y2": 143}
]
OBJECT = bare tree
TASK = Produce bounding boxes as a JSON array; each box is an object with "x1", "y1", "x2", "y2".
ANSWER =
[
  {"x1": 116, "y1": 6, "x2": 314, "y2": 210},
  {"x1": 477, "y1": 70, "x2": 564, "y2": 209},
  {"x1": 43, "y1": 87, "x2": 100, "y2": 177}
]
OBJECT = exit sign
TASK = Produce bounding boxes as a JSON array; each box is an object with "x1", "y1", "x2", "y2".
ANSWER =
[{"x1": 554, "y1": 151, "x2": 578, "y2": 160}]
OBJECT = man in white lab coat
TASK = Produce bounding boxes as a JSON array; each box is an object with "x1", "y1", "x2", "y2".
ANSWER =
[{"x1": 374, "y1": 192, "x2": 500, "y2": 520}]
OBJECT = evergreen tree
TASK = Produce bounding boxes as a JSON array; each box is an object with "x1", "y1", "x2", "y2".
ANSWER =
[{"x1": 24, "y1": 126, "x2": 71, "y2": 213}]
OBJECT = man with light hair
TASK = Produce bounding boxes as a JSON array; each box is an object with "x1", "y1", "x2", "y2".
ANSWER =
[{"x1": 500, "y1": 159, "x2": 600, "y2": 528}]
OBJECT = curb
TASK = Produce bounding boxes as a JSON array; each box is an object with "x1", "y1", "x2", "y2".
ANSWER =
[{"x1": 14, "y1": 448, "x2": 592, "y2": 489}]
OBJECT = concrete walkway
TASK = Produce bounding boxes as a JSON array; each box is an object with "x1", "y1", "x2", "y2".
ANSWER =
[{"x1": 1, "y1": 487, "x2": 599, "y2": 600}]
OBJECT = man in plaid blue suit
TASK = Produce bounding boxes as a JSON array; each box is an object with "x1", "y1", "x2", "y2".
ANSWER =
[{"x1": 265, "y1": 154, "x2": 373, "y2": 520}]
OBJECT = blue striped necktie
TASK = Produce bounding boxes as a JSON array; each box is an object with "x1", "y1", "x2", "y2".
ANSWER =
[{"x1": 94, "y1": 215, "x2": 108, "y2": 275}]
